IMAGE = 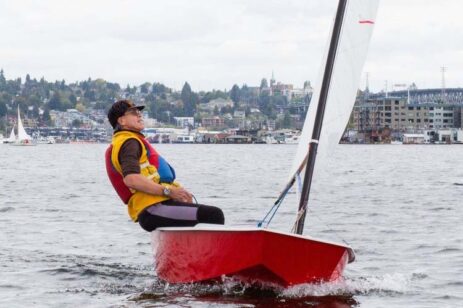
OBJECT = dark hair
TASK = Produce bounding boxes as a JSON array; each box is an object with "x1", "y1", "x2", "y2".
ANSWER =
[{"x1": 107, "y1": 100, "x2": 145, "y2": 129}]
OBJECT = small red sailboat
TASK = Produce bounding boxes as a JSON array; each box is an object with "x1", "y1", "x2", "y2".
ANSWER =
[
  {"x1": 152, "y1": 0, "x2": 379, "y2": 287},
  {"x1": 153, "y1": 226, "x2": 354, "y2": 286}
]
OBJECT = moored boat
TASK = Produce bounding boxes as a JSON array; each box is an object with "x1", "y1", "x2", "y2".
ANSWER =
[{"x1": 172, "y1": 134, "x2": 195, "y2": 143}]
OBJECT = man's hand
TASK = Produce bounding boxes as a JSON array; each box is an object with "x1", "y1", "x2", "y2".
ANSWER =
[
  {"x1": 123, "y1": 174, "x2": 193, "y2": 203},
  {"x1": 169, "y1": 186, "x2": 193, "y2": 203}
]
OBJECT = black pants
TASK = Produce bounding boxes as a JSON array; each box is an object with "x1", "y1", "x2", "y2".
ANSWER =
[{"x1": 138, "y1": 199, "x2": 225, "y2": 232}]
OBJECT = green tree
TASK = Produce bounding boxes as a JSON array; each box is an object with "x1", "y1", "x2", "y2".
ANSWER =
[
  {"x1": 220, "y1": 105, "x2": 233, "y2": 114},
  {"x1": 72, "y1": 119, "x2": 82, "y2": 127},
  {"x1": 15, "y1": 96, "x2": 27, "y2": 114},
  {"x1": 230, "y1": 84, "x2": 241, "y2": 107},
  {"x1": 6, "y1": 78, "x2": 21, "y2": 94},
  {"x1": 152, "y1": 82, "x2": 168, "y2": 95},
  {"x1": 258, "y1": 93, "x2": 277, "y2": 119},
  {"x1": 200, "y1": 89, "x2": 228, "y2": 104},
  {"x1": 69, "y1": 94, "x2": 77, "y2": 104},
  {"x1": 125, "y1": 84, "x2": 136, "y2": 95},
  {"x1": 282, "y1": 111, "x2": 292, "y2": 128},
  {"x1": 75, "y1": 102, "x2": 85, "y2": 112},
  {"x1": 260, "y1": 78, "x2": 268, "y2": 89},
  {"x1": 140, "y1": 82, "x2": 151, "y2": 94},
  {"x1": 0, "y1": 101, "x2": 7, "y2": 117},
  {"x1": 0, "y1": 93, "x2": 12, "y2": 108},
  {"x1": 84, "y1": 89, "x2": 96, "y2": 101},
  {"x1": 107, "y1": 82, "x2": 121, "y2": 92},
  {"x1": 42, "y1": 107, "x2": 51, "y2": 124},
  {"x1": 0, "y1": 69, "x2": 6, "y2": 91},
  {"x1": 181, "y1": 82, "x2": 197, "y2": 116},
  {"x1": 27, "y1": 94, "x2": 41, "y2": 105},
  {"x1": 27, "y1": 95, "x2": 41, "y2": 117},
  {"x1": 48, "y1": 92, "x2": 63, "y2": 110},
  {"x1": 274, "y1": 95, "x2": 288, "y2": 106}
]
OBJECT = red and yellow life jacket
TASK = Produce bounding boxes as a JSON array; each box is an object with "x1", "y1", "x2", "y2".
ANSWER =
[{"x1": 105, "y1": 130, "x2": 179, "y2": 221}]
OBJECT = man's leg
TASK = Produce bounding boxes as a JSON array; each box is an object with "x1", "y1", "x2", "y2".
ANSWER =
[{"x1": 138, "y1": 200, "x2": 224, "y2": 232}]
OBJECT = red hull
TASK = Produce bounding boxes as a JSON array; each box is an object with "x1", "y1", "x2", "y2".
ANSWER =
[{"x1": 152, "y1": 227, "x2": 354, "y2": 287}]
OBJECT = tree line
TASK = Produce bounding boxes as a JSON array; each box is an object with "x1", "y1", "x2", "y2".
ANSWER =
[{"x1": 0, "y1": 69, "x2": 309, "y2": 133}]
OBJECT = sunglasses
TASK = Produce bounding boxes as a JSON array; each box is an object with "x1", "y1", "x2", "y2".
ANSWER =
[{"x1": 124, "y1": 108, "x2": 142, "y2": 117}]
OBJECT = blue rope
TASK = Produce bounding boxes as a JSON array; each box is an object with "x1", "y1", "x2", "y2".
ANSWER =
[
  {"x1": 257, "y1": 197, "x2": 285, "y2": 228},
  {"x1": 257, "y1": 173, "x2": 302, "y2": 228},
  {"x1": 257, "y1": 183, "x2": 293, "y2": 228}
]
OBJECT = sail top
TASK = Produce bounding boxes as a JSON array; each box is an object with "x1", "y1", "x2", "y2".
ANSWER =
[
  {"x1": 289, "y1": 0, "x2": 379, "y2": 182},
  {"x1": 17, "y1": 106, "x2": 32, "y2": 141}
]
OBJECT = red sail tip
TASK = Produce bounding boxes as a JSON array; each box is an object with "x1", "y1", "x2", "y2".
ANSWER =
[{"x1": 359, "y1": 20, "x2": 374, "y2": 24}]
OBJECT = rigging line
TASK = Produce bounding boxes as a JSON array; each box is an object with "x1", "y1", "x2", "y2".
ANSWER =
[
  {"x1": 291, "y1": 207, "x2": 306, "y2": 233},
  {"x1": 257, "y1": 202, "x2": 278, "y2": 227},
  {"x1": 257, "y1": 192, "x2": 286, "y2": 228},
  {"x1": 259, "y1": 153, "x2": 309, "y2": 228},
  {"x1": 273, "y1": 152, "x2": 309, "y2": 206},
  {"x1": 260, "y1": 205, "x2": 279, "y2": 228}
]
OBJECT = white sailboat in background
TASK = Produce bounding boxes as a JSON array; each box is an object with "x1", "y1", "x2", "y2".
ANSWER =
[
  {"x1": 10, "y1": 106, "x2": 36, "y2": 146},
  {"x1": 2, "y1": 125, "x2": 16, "y2": 144}
]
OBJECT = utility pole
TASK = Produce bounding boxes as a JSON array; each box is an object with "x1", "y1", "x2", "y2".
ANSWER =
[
  {"x1": 441, "y1": 66, "x2": 447, "y2": 103},
  {"x1": 384, "y1": 80, "x2": 388, "y2": 98},
  {"x1": 365, "y1": 72, "x2": 370, "y2": 92}
]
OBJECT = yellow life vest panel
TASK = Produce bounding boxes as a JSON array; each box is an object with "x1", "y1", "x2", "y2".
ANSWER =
[{"x1": 109, "y1": 130, "x2": 179, "y2": 221}]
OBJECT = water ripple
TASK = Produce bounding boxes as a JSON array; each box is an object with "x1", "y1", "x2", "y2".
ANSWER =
[
  {"x1": 1, "y1": 144, "x2": 462, "y2": 307},
  {"x1": 0, "y1": 206, "x2": 15, "y2": 212}
]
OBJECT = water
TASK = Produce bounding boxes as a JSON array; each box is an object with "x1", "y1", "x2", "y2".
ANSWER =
[{"x1": 0, "y1": 143, "x2": 462, "y2": 307}]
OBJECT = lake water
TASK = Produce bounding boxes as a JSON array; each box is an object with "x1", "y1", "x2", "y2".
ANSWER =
[{"x1": 0, "y1": 143, "x2": 462, "y2": 307}]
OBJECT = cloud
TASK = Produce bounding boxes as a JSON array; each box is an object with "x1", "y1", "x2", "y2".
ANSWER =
[{"x1": 0, "y1": 0, "x2": 461, "y2": 91}]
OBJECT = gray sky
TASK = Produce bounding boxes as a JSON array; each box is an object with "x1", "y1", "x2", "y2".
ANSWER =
[{"x1": 1, "y1": 0, "x2": 461, "y2": 92}]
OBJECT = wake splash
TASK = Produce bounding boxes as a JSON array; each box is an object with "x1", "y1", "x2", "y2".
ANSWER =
[
  {"x1": 282, "y1": 273, "x2": 415, "y2": 298},
  {"x1": 132, "y1": 272, "x2": 418, "y2": 302}
]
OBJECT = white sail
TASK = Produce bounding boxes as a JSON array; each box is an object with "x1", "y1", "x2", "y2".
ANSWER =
[
  {"x1": 17, "y1": 106, "x2": 32, "y2": 141},
  {"x1": 289, "y1": 0, "x2": 379, "y2": 180},
  {"x1": 10, "y1": 106, "x2": 36, "y2": 146},
  {"x1": 7, "y1": 125, "x2": 16, "y2": 142}
]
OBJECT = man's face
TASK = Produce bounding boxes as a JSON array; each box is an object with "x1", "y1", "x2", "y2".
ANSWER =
[{"x1": 117, "y1": 108, "x2": 144, "y2": 131}]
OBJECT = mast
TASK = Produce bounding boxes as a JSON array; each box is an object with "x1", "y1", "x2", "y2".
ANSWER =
[{"x1": 294, "y1": 0, "x2": 347, "y2": 235}]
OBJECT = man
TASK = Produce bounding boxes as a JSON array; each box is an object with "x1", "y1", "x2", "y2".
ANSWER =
[{"x1": 105, "y1": 99, "x2": 224, "y2": 231}]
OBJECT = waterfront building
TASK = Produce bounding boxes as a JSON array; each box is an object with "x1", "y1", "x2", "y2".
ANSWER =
[
  {"x1": 428, "y1": 106, "x2": 454, "y2": 129},
  {"x1": 457, "y1": 129, "x2": 463, "y2": 143},
  {"x1": 352, "y1": 91, "x2": 463, "y2": 142},
  {"x1": 143, "y1": 117, "x2": 159, "y2": 128},
  {"x1": 403, "y1": 133, "x2": 425, "y2": 144},
  {"x1": 266, "y1": 119, "x2": 276, "y2": 131},
  {"x1": 201, "y1": 116, "x2": 225, "y2": 129},
  {"x1": 173, "y1": 117, "x2": 194, "y2": 128}
]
